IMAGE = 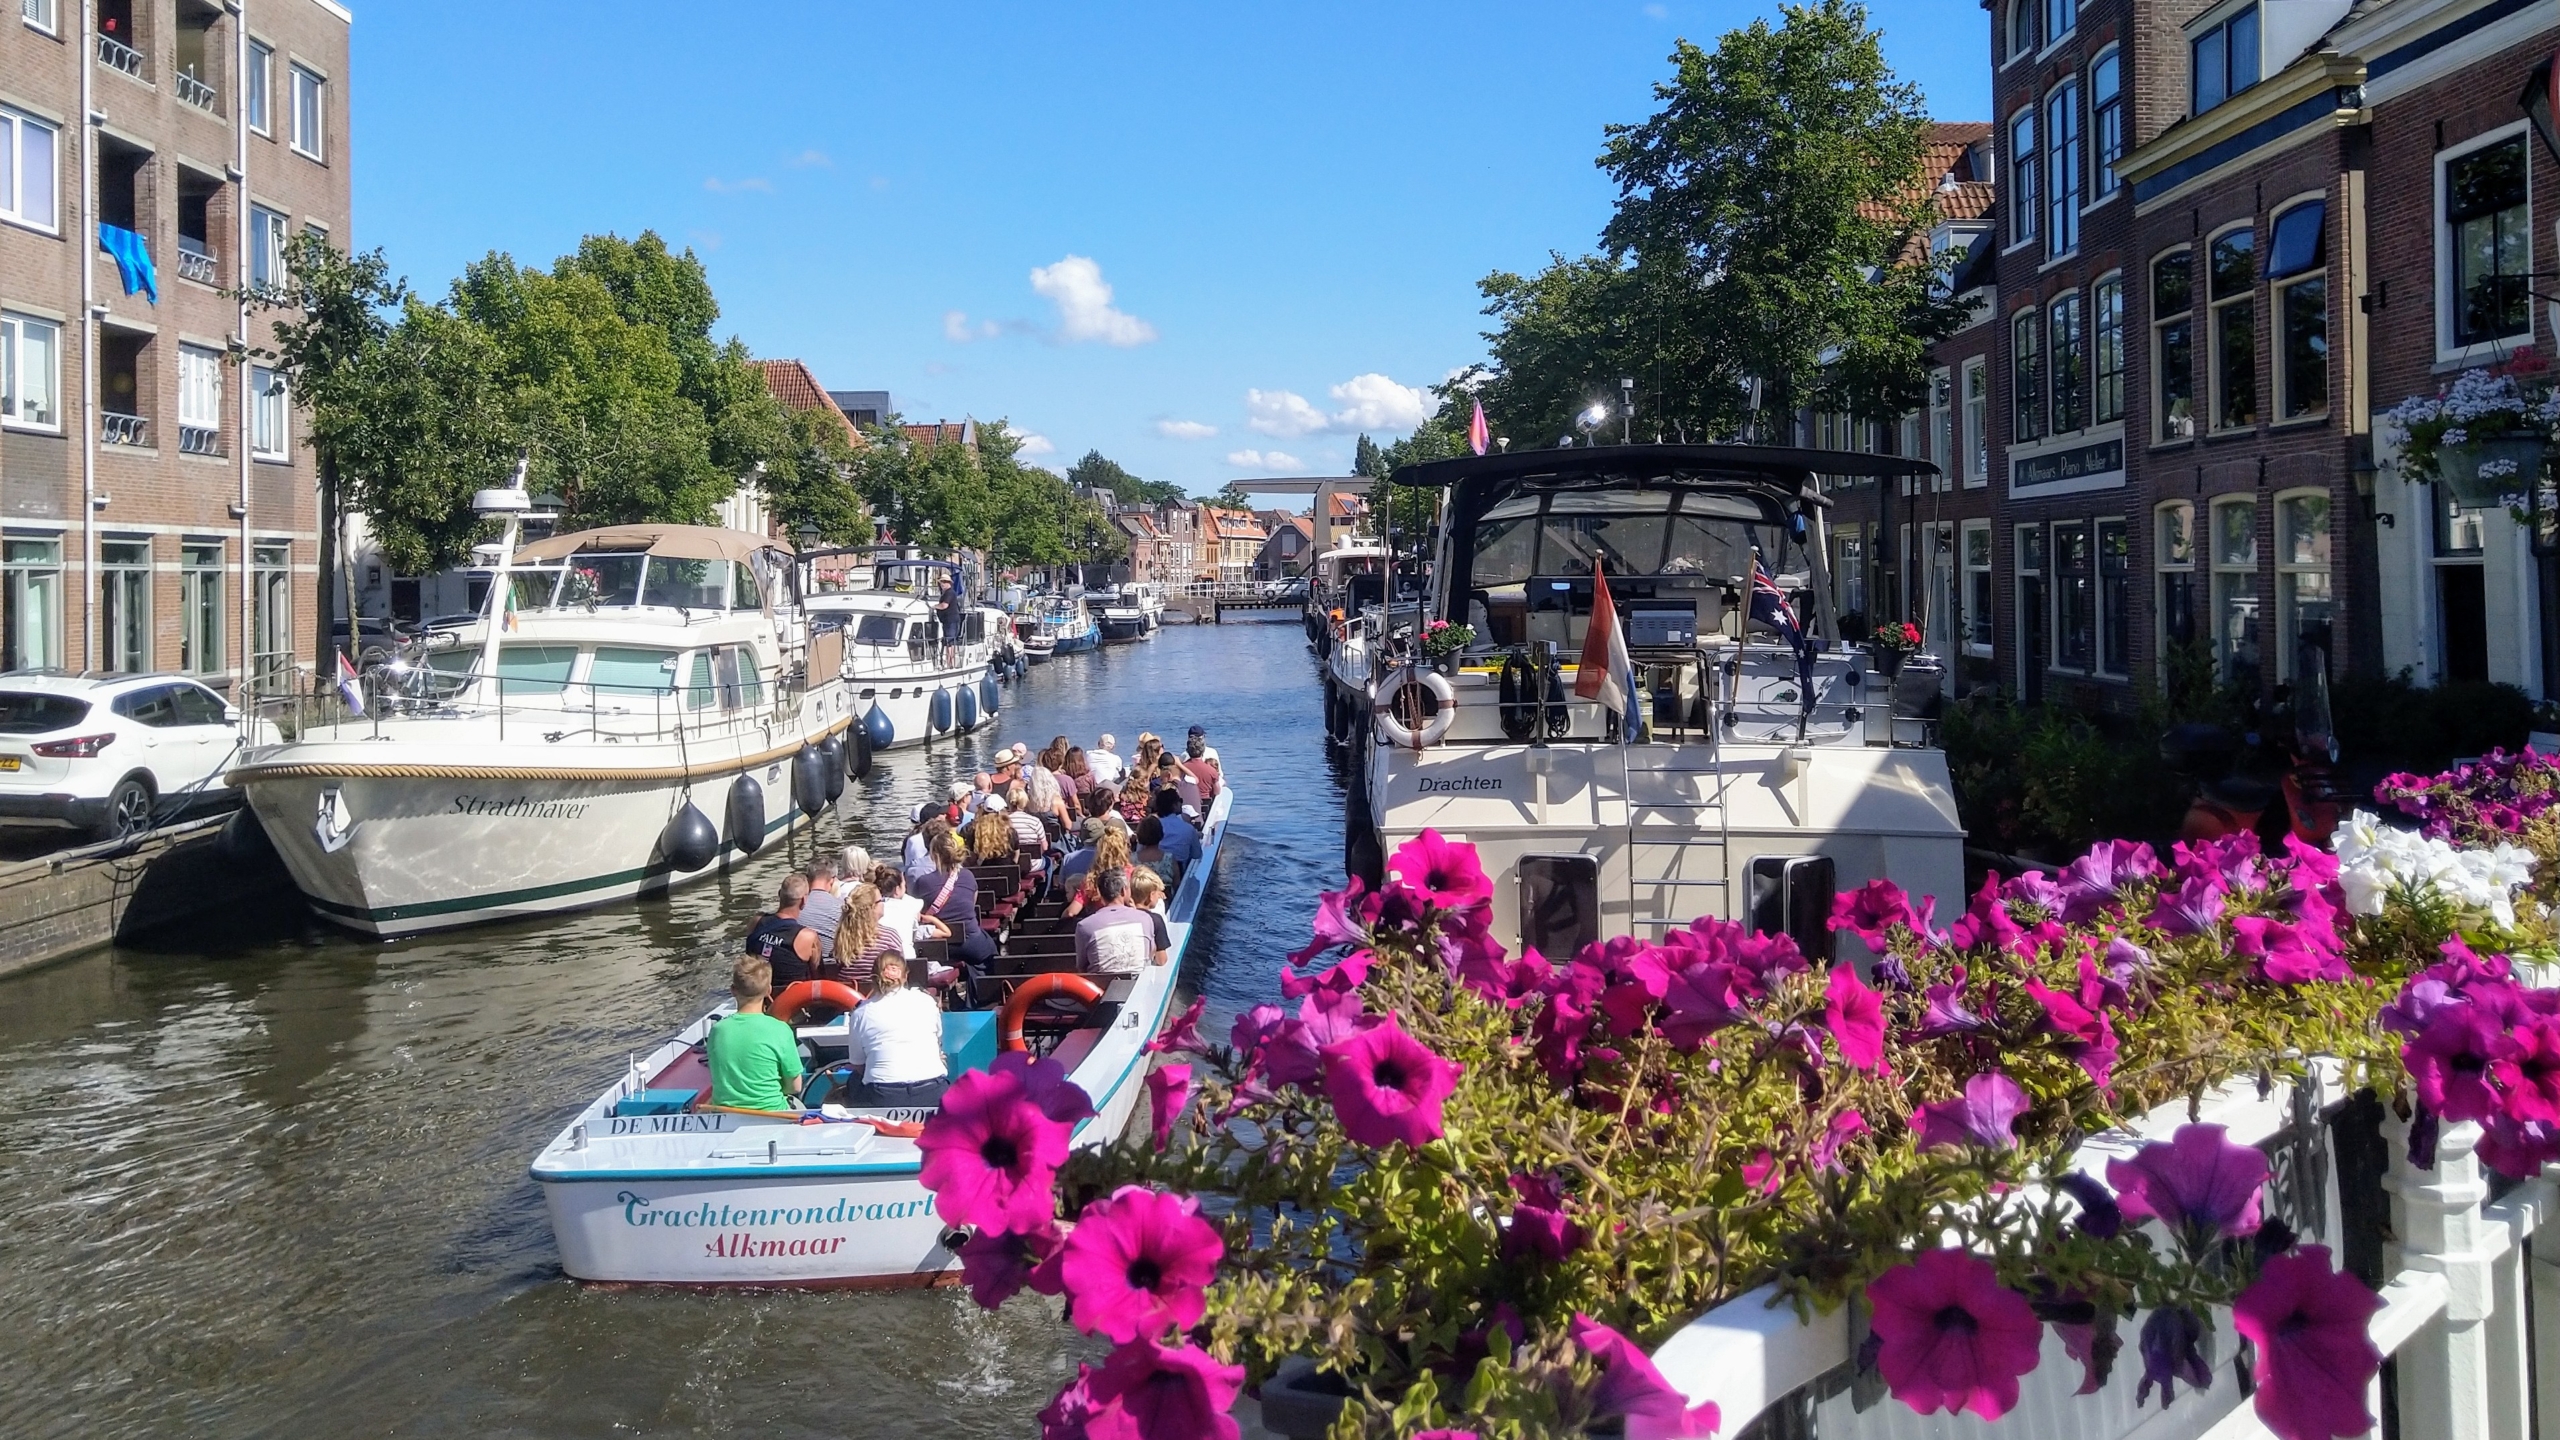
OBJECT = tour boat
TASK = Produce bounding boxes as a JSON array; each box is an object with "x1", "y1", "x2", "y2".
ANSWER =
[
  {"x1": 529, "y1": 784, "x2": 1236, "y2": 1287},
  {"x1": 803, "y1": 558, "x2": 1002, "y2": 753},
  {"x1": 231, "y1": 497, "x2": 854, "y2": 939},
  {"x1": 1345, "y1": 445, "x2": 1964, "y2": 960},
  {"x1": 1021, "y1": 594, "x2": 1101, "y2": 658},
  {"x1": 1094, "y1": 584, "x2": 1161, "y2": 642}
]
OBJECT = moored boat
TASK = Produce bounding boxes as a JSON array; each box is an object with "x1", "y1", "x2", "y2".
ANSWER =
[
  {"x1": 530, "y1": 784, "x2": 1236, "y2": 1286},
  {"x1": 803, "y1": 557, "x2": 1001, "y2": 752}
]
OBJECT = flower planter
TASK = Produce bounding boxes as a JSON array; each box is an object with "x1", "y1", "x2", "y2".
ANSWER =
[
  {"x1": 2436, "y1": 434, "x2": 2548, "y2": 508},
  {"x1": 1253, "y1": 1357, "x2": 1355, "y2": 1440},
  {"x1": 1866, "y1": 647, "x2": 1907, "y2": 682}
]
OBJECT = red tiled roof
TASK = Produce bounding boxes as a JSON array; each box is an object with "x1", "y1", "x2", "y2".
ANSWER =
[
  {"x1": 757, "y1": 359, "x2": 860, "y2": 446},
  {"x1": 902, "y1": 421, "x2": 974, "y2": 450},
  {"x1": 1858, "y1": 120, "x2": 1996, "y2": 226},
  {"x1": 1326, "y1": 493, "x2": 1364, "y2": 518}
]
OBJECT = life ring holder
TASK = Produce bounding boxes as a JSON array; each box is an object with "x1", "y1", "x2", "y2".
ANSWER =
[
  {"x1": 1373, "y1": 663, "x2": 1457, "y2": 749},
  {"x1": 998, "y1": 972, "x2": 1107, "y2": 1052},
  {"x1": 774, "y1": 979, "x2": 863, "y2": 1026}
]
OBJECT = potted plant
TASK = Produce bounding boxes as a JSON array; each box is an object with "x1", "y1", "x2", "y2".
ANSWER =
[
  {"x1": 1419, "y1": 619, "x2": 1475, "y2": 676},
  {"x1": 1867, "y1": 619, "x2": 1923, "y2": 680},
  {"x1": 2381, "y1": 350, "x2": 2560, "y2": 508}
]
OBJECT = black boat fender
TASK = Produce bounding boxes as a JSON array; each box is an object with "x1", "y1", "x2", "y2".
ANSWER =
[
  {"x1": 850, "y1": 723, "x2": 875, "y2": 780},
  {"x1": 791, "y1": 745, "x2": 830, "y2": 818},
  {"x1": 662, "y1": 801, "x2": 720, "y2": 872},
  {"x1": 818, "y1": 735, "x2": 846, "y2": 801},
  {"x1": 727, "y1": 775, "x2": 767, "y2": 856}
]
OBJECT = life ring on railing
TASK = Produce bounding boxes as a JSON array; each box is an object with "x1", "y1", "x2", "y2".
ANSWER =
[
  {"x1": 998, "y1": 972, "x2": 1107, "y2": 1051},
  {"x1": 774, "y1": 979, "x2": 862, "y2": 1026},
  {"x1": 1373, "y1": 664, "x2": 1457, "y2": 749}
]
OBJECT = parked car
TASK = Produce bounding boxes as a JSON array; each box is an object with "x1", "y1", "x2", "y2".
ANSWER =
[{"x1": 0, "y1": 673, "x2": 281, "y2": 841}]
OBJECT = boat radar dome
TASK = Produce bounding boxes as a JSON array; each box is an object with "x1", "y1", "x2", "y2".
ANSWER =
[{"x1": 472, "y1": 487, "x2": 533, "y2": 515}]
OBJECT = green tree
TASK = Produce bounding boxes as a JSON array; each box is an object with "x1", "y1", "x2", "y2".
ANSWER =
[
  {"x1": 1210, "y1": 482, "x2": 1253, "y2": 508},
  {"x1": 756, "y1": 400, "x2": 870, "y2": 547},
  {"x1": 1352, "y1": 433, "x2": 1383, "y2": 478}
]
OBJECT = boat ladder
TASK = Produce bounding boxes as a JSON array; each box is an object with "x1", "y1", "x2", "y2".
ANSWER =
[{"x1": 1618, "y1": 726, "x2": 1737, "y2": 932}]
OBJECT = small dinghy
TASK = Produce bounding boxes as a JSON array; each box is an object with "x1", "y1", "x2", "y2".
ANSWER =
[{"x1": 530, "y1": 785, "x2": 1234, "y2": 1286}]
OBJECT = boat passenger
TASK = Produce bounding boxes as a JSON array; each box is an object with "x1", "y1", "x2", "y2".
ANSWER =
[
  {"x1": 827, "y1": 882, "x2": 904, "y2": 991},
  {"x1": 905, "y1": 815, "x2": 954, "y2": 894},
  {"x1": 1182, "y1": 727, "x2": 1223, "y2": 804},
  {"x1": 1003, "y1": 784, "x2": 1048, "y2": 856},
  {"x1": 1133, "y1": 732, "x2": 1165, "y2": 776},
  {"x1": 1073, "y1": 867, "x2": 1170, "y2": 976},
  {"x1": 844, "y1": 956, "x2": 948, "y2": 1108},
  {"x1": 837, "y1": 845, "x2": 874, "y2": 885},
  {"x1": 744, "y1": 875, "x2": 824, "y2": 989},
  {"x1": 1128, "y1": 865, "x2": 1168, "y2": 916},
  {"x1": 1153, "y1": 789, "x2": 1204, "y2": 866},
  {"x1": 1063, "y1": 747, "x2": 1094, "y2": 802},
  {"x1": 799, "y1": 855, "x2": 844, "y2": 949},
  {"x1": 1063, "y1": 825, "x2": 1134, "y2": 922},
  {"x1": 1087, "y1": 733, "x2": 1126, "y2": 789},
  {"x1": 922, "y1": 831, "x2": 995, "y2": 969},
  {"x1": 705, "y1": 956, "x2": 804, "y2": 1113},
  {"x1": 969, "y1": 802, "x2": 1018, "y2": 863},
  {"x1": 1133, "y1": 815, "x2": 1179, "y2": 889},
  {"x1": 1116, "y1": 769, "x2": 1152, "y2": 824},
  {"x1": 872, "y1": 865, "x2": 926, "y2": 959},
  {"x1": 944, "y1": 780, "x2": 979, "y2": 825},
  {"x1": 1024, "y1": 742, "x2": 1071, "y2": 833},
  {"x1": 1185, "y1": 724, "x2": 1222, "y2": 768}
]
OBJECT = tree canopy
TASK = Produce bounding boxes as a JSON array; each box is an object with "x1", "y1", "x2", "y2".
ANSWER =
[
  {"x1": 1065, "y1": 449, "x2": 1190, "y2": 509},
  {"x1": 849, "y1": 421, "x2": 1124, "y2": 574}
]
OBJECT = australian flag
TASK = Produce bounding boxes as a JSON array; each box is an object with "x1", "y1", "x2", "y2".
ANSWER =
[{"x1": 1749, "y1": 550, "x2": 1816, "y2": 701}]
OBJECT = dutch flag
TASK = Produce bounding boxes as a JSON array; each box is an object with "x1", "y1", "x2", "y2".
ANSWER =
[
  {"x1": 1573, "y1": 557, "x2": 1636, "y2": 720},
  {"x1": 336, "y1": 651, "x2": 366, "y2": 718}
]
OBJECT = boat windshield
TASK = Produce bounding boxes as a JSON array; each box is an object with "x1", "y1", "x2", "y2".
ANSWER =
[
  {"x1": 1456, "y1": 490, "x2": 1824, "y2": 651},
  {"x1": 848, "y1": 614, "x2": 908, "y2": 646}
]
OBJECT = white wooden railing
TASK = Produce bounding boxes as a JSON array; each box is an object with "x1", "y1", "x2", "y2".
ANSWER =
[{"x1": 1651, "y1": 1067, "x2": 2560, "y2": 1440}]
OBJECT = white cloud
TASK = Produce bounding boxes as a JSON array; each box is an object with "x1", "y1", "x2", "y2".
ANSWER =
[
  {"x1": 1155, "y1": 419, "x2": 1218, "y2": 440},
  {"x1": 1327, "y1": 373, "x2": 1433, "y2": 431},
  {"x1": 703, "y1": 176, "x2": 773, "y2": 194},
  {"x1": 1642, "y1": 3, "x2": 1668, "y2": 17},
  {"x1": 1017, "y1": 432, "x2": 1057, "y2": 458},
  {"x1": 1245, "y1": 388, "x2": 1329, "y2": 437},
  {"x1": 1028, "y1": 255, "x2": 1158, "y2": 347},
  {"x1": 787, "y1": 149, "x2": 833, "y2": 168},
  {"x1": 1226, "y1": 448, "x2": 1304, "y2": 472},
  {"x1": 942, "y1": 310, "x2": 1006, "y2": 343}
]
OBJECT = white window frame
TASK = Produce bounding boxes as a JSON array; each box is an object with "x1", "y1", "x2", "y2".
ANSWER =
[
  {"x1": 1928, "y1": 367, "x2": 1952, "y2": 487},
  {"x1": 2045, "y1": 79, "x2": 2081, "y2": 261},
  {"x1": 2156, "y1": 501, "x2": 2198, "y2": 682},
  {"x1": 2273, "y1": 488, "x2": 2332, "y2": 682},
  {"x1": 178, "y1": 344, "x2": 222, "y2": 432},
  {"x1": 180, "y1": 541, "x2": 226, "y2": 675},
  {"x1": 2432, "y1": 121, "x2": 2535, "y2": 365},
  {"x1": 2152, "y1": 246, "x2": 2197, "y2": 443},
  {"x1": 21, "y1": 0, "x2": 55, "y2": 36},
  {"x1": 2268, "y1": 197, "x2": 2330, "y2": 423},
  {"x1": 249, "y1": 205, "x2": 289, "y2": 289},
  {"x1": 1962, "y1": 520, "x2": 1995, "y2": 657},
  {"x1": 2091, "y1": 272, "x2": 2126, "y2": 425},
  {"x1": 2206, "y1": 223, "x2": 2257, "y2": 433},
  {"x1": 0, "y1": 310, "x2": 59, "y2": 432},
  {"x1": 250, "y1": 365, "x2": 288, "y2": 459},
  {"x1": 2095, "y1": 516, "x2": 2130, "y2": 678},
  {"x1": 289, "y1": 62, "x2": 325, "y2": 161},
  {"x1": 245, "y1": 39, "x2": 273, "y2": 135},
  {"x1": 2042, "y1": 0, "x2": 2075, "y2": 51},
  {"x1": 2208, "y1": 496, "x2": 2259, "y2": 684},
  {"x1": 1962, "y1": 357, "x2": 1988, "y2": 487},
  {"x1": 2012, "y1": 307, "x2": 2043, "y2": 444},
  {"x1": 2089, "y1": 46, "x2": 2123, "y2": 201},
  {"x1": 2048, "y1": 292, "x2": 2086, "y2": 436},
  {"x1": 2003, "y1": 0, "x2": 2038, "y2": 67},
  {"x1": 0, "y1": 106, "x2": 59, "y2": 234},
  {"x1": 2007, "y1": 108, "x2": 2039, "y2": 251},
  {"x1": 99, "y1": 536, "x2": 151, "y2": 673},
  {"x1": 2, "y1": 532, "x2": 64, "y2": 671},
  {"x1": 2014, "y1": 523, "x2": 2045, "y2": 693}
]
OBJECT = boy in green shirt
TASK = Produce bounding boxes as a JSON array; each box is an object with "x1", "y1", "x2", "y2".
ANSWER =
[{"x1": 706, "y1": 956, "x2": 804, "y2": 1112}]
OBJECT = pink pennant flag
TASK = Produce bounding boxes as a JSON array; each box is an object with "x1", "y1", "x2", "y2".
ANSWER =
[{"x1": 1467, "y1": 399, "x2": 1490, "y2": 457}]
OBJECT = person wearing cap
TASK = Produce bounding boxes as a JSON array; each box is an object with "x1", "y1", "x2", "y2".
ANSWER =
[
  {"x1": 944, "y1": 779, "x2": 978, "y2": 826},
  {"x1": 1055, "y1": 813, "x2": 1124, "y2": 888},
  {"x1": 1085, "y1": 734, "x2": 1125, "y2": 790}
]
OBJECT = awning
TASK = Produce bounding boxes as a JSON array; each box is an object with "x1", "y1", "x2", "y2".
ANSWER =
[{"x1": 514, "y1": 524, "x2": 786, "y2": 566}]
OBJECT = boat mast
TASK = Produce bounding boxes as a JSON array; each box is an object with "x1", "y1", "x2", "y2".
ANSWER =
[{"x1": 469, "y1": 457, "x2": 534, "y2": 707}]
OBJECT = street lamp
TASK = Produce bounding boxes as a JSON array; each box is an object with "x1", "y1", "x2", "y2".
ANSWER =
[
  {"x1": 795, "y1": 522, "x2": 822, "y2": 552},
  {"x1": 1621, "y1": 377, "x2": 1635, "y2": 445}
]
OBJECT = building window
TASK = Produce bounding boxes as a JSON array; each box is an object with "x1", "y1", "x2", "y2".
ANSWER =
[
  {"x1": 2153, "y1": 249, "x2": 2195, "y2": 441},
  {"x1": 2054, "y1": 520, "x2": 2092, "y2": 670},
  {"x1": 1962, "y1": 358, "x2": 1988, "y2": 485},
  {"x1": 2015, "y1": 524, "x2": 2047, "y2": 690},
  {"x1": 1898, "y1": 410, "x2": 1924, "y2": 474},
  {"x1": 178, "y1": 344, "x2": 222, "y2": 449},
  {"x1": 2191, "y1": 3, "x2": 2261, "y2": 116},
  {"x1": 1963, "y1": 522, "x2": 1994, "y2": 654},
  {"x1": 1834, "y1": 526, "x2": 1866, "y2": 625},
  {"x1": 2269, "y1": 201, "x2": 2328, "y2": 420},
  {"x1": 2006, "y1": 0, "x2": 2038, "y2": 61},
  {"x1": 0, "y1": 107, "x2": 59, "y2": 231},
  {"x1": 100, "y1": 538, "x2": 150, "y2": 673},
  {"x1": 251, "y1": 365, "x2": 289, "y2": 458},
  {"x1": 2097, "y1": 518, "x2": 2129, "y2": 676},
  {"x1": 22, "y1": 0, "x2": 54, "y2": 34},
  {"x1": 2049, "y1": 293, "x2": 2086, "y2": 434},
  {"x1": 2091, "y1": 49, "x2": 2123, "y2": 198},
  {"x1": 2157, "y1": 502, "x2": 2198, "y2": 674},
  {"x1": 2013, "y1": 309, "x2": 2043, "y2": 443},
  {"x1": 2045, "y1": 0, "x2": 2073, "y2": 43},
  {"x1": 246, "y1": 40, "x2": 272, "y2": 134},
  {"x1": 290, "y1": 64, "x2": 325, "y2": 160},
  {"x1": 2273, "y1": 491, "x2": 2332, "y2": 680},
  {"x1": 2209, "y1": 498, "x2": 2258, "y2": 683},
  {"x1": 2046, "y1": 80, "x2": 2081, "y2": 259},
  {"x1": 1928, "y1": 368, "x2": 1952, "y2": 482},
  {"x1": 182, "y1": 542, "x2": 225, "y2": 674},
  {"x1": 2009, "y1": 109, "x2": 2038, "y2": 249},
  {"x1": 2208, "y1": 228, "x2": 2257, "y2": 431},
  {"x1": 2, "y1": 535, "x2": 62, "y2": 670},
  {"x1": 0, "y1": 312, "x2": 59, "y2": 430},
  {"x1": 254, "y1": 541, "x2": 291, "y2": 695},
  {"x1": 249, "y1": 206, "x2": 289, "y2": 289},
  {"x1": 2443, "y1": 135, "x2": 2530, "y2": 351},
  {"x1": 2091, "y1": 274, "x2": 2125, "y2": 424}
]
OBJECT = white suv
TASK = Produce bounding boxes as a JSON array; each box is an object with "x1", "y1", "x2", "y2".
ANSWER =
[{"x1": 0, "y1": 673, "x2": 279, "y2": 841}]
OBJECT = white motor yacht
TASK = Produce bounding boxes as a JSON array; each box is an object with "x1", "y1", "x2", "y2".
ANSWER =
[
  {"x1": 803, "y1": 558, "x2": 1001, "y2": 753},
  {"x1": 1346, "y1": 445, "x2": 1964, "y2": 960},
  {"x1": 231, "y1": 499, "x2": 853, "y2": 939}
]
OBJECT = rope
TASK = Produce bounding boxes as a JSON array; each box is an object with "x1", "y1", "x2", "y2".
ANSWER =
[{"x1": 226, "y1": 715, "x2": 852, "y2": 786}]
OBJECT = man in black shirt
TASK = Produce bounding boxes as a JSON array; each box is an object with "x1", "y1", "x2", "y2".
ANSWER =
[{"x1": 743, "y1": 874, "x2": 824, "y2": 988}]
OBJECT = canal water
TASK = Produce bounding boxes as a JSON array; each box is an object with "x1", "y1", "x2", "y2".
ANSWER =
[{"x1": 0, "y1": 619, "x2": 1344, "y2": 1440}]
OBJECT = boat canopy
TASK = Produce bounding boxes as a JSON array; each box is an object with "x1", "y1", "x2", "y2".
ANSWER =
[{"x1": 515, "y1": 524, "x2": 787, "y2": 567}]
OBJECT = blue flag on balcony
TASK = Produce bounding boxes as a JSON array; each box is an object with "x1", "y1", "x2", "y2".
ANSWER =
[{"x1": 97, "y1": 224, "x2": 157, "y2": 304}]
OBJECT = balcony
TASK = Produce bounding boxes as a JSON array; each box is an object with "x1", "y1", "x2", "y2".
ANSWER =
[
  {"x1": 100, "y1": 412, "x2": 148, "y2": 448},
  {"x1": 179, "y1": 424, "x2": 219, "y2": 456},
  {"x1": 176, "y1": 242, "x2": 216, "y2": 287},
  {"x1": 176, "y1": 71, "x2": 216, "y2": 112},
  {"x1": 96, "y1": 32, "x2": 144, "y2": 81}
]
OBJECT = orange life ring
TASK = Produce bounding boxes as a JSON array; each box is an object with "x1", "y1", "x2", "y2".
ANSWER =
[
  {"x1": 774, "y1": 979, "x2": 863, "y2": 1025},
  {"x1": 998, "y1": 972, "x2": 1107, "y2": 1051}
]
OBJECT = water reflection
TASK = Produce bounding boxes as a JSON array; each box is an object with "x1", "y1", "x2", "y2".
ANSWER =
[{"x1": 0, "y1": 618, "x2": 1337, "y2": 1439}]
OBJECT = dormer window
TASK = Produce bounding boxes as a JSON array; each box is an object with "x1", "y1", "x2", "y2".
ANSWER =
[{"x1": 2190, "y1": 4, "x2": 2261, "y2": 116}]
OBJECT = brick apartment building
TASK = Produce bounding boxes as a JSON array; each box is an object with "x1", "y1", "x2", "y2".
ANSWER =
[
  {"x1": 0, "y1": 0, "x2": 351, "y2": 696},
  {"x1": 1936, "y1": 0, "x2": 2557, "y2": 712}
]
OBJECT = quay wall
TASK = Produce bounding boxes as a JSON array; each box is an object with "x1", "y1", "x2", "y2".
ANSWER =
[{"x1": 0, "y1": 817, "x2": 297, "y2": 978}]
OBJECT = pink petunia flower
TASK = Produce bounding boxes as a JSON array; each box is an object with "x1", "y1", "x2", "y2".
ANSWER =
[
  {"x1": 1832, "y1": 879, "x2": 1921, "y2": 948},
  {"x1": 958, "y1": 1223, "x2": 1063, "y2": 1309},
  {"x1": 1320, "y1": 1014, "x2": 1463, "y2": 1149},
  {"x1": 1823, "y1": 968, "x2": 1887, "y2": 1072},
  {"x1": 1949, "y1": 874, "x2": 2027, "y2": 955},
  {"x1": 2106, "y1": 1123, "x2": 2268, "y2": 1250},
  {"x1": 2025, "y1": 978, "x2": 2120, "y2": 1085},
  {"x1": 2405, "y1": 1003, "x2": 2516, "y2": 1123},
  {"x1": 2146, "y1": 875, "x2": 2227, "y2": 937},
  {"x1": 2233, "y1": 1246, "x2": 2383, "y2": 1440},
  {"x1": 1568, "y1": 1314, "x2": 1723, "y2": 1438},
  {"x1": 1915, "y1": 1071, "x2": 2029, "y2": 1151},
  {"x1": 1081, "y1": 1339, "x2": 1246, "y2": 1440},
  {"x1": 1500, "y1": 1171, "x2": 1585, "y2": 1266},
  {"x1": 2493, "y1": 1015, "x2": 2560, "y2": 1125},
  {"x1": 1058, "y1": 1186, "x2": 1225, "y2": 1344},
  {"x1": 1287, "y1": 877, "x2": 1370, "y2": 966},
  {"x1": 1278, "y1": 949, "x2": 1372, "y2": 1001},
  {"x1": 918, "y1": 1065, "x2": 1079, "y2": 1234},
  {"x1": 1040, "y1": 1363, "x2": 1099, "y2": 1440},
  {"x1": 1811, "y1": 1109, "x2": 1870, "y2": 1173},
  {"x1": 1146, "y1": 1063, "x2": 1192, "y2": 1151},
  {"x1": 1865, "y1": 1248, "x2": 2045, "y2": 1421},
  {"x1": 1144, "y1": 998, "x2": 1207, "y2": 1057},
  {"x1": 1387, "y1": 828, "x2": 1494, "y2": 911},
  {"x1": 994, "y1": 1050, "x2": 1100, "y2": 1125}
]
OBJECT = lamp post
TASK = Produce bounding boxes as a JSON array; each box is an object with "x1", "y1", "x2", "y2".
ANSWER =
[{"x1": 1621, "y1": 378, "x2": 1635, "y2": 445}]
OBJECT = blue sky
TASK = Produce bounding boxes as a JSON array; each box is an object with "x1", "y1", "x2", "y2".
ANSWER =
[{"x1": 353, "y1": 2, "x2": 1990, "y2": 495}]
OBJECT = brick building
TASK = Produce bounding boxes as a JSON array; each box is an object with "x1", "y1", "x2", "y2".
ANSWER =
[{"x1": 0, "y1": 0, "x2": 351, "y2": 697}]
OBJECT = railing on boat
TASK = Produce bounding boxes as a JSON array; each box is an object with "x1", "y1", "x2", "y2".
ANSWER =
[
  {"x1": 1649, "y1": 1057, "x2": 2560, "y2": 1440},
  {"x1": 249, "y1": 658, "x2": 823, "y2": 751}
]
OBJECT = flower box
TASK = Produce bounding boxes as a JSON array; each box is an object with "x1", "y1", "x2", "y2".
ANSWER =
[{"x1": 2437, "y1": 434, "x2": 2549, "y2": 509}]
